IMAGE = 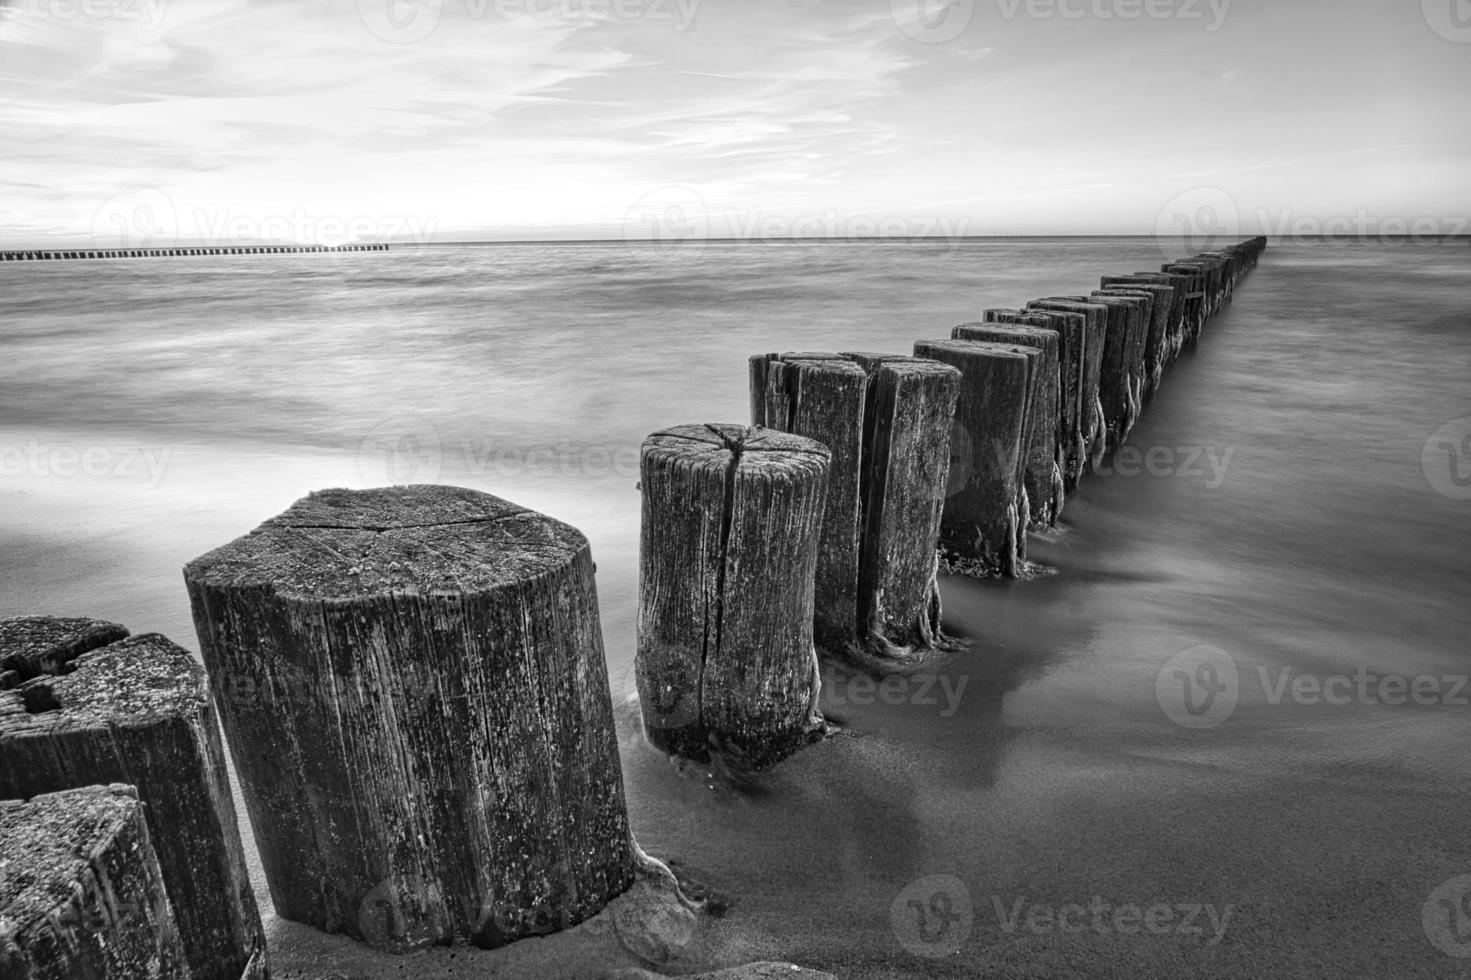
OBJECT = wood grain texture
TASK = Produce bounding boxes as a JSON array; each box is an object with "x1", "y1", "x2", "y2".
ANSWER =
[
  {"x1": 752, "y1": 353, "x2": 961, "y2": 664},
  {"x1": 185, "y1": 485, "x2": 635, "y2": 952},
  {"x1": 637, "y1": 425, "x2": 829, "y2": 772},
  {"x1": 1, "y1": 784, "x2": 189, "y2": 980},
  {"x1": 843, "y1": 353, "x2": 962, "y2": 659},
  {"x1": 0, "y1": 621, "x2": 266, "y2": 980},
  {"x1": 1099, "y1": 281, "x2": 1175, "y2": 395},
  {"x1": 951, "y1": 325, "x2": 1063, "y2": 528},
  {"x1": 983, "y1": 309, "x2": 1087, "y2": 492},
  {"x1": 1119, "y1": 273, "x2": 1191, "y2": 364},
  {"x1": 1076, "y1": 294, "x2": 1146, "y2": 451},
  {"x1": 750, "y1": 354, "x2": 868, "y2": 654},
  {"x1": 1028, "y1": 299, "x2": 1109, "y2": 470},
  {"x1": 913, "y1": 340, "x2": 1033, "y2": 578}
]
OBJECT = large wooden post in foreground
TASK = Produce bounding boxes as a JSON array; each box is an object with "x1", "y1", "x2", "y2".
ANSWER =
[
  {"x1": 638, "y1": 424, "x2": 829, "y2": 770},
  {"x1": 952, "y1": 324, "x2": 1064, "y2": 529},
  {"x1": 0, "y1": 784, "x2": 188, "y2": 980},
  {"x1": 914, "y1": 340, "x2": 1034, "y2": 578},
  {"x1": 0, "y1": 618, "x2": 267, "y2": 980},
  {"x1": 751, "y1": 352, "x2": 961, "y2": 665},
  {"x1": 185, "y1": 486, "x2": 636, "y2": 951}
]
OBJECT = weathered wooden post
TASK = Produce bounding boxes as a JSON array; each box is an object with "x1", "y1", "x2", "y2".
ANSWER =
[
  {"x1": 1161, "y1": 263, "x2": 1208, "y2": 341},
  {"x1": 637, "y1": 425, "x2": 829, "y2": 769},
  {"x1": 185, "y1": 486, "x2": 637, "y2": 951},
  {"x1": 0, "y1": 618, "x2": 267, "y2": 980},
  {"x1": 1099, "y1": 280, "x2": 1176, "y2": 395},
  {"x1": 750, "y1": 353, "x2": 961, "y2": 666},
  {"x1": 1074, "y1": 293, "x2": 1147, "y2": 450},
  {"x1": 983, "y1": 308, "x2": 1088, "y2": 492},
  {"x1": 0, "y1": 785, "x2": 189, "y2": 979},
  {"x1": 1120, "y1": 272, "x2": 1192, "y2": 363},
  {"x1": 951, "y1": 324, "x2": 1063, "y2": 528},
  {"x1": 1029, "y1": 298, "x2": 1109, "y2": 466},
  {"x1": 913, "y1": 340, "x2": 1034, "y2": 578},
  {"x1": 750, "y1": 354, "x2": 868, "y2": 656},
  {"x1": 844, "y1": 353, "x2": 963, "y2": 659}
]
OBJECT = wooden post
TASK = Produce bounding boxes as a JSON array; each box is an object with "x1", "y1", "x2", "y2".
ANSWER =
[
  {"x1": 1070, "y1": 293, "x2": 1145, "y2": 450},
  {"x1": 843, "y1": 353, "x2": 963, "y2": 661},
  {"x1": 750, "y1": 354, "x2": 868, "y2": 657},
  {"x1": 751, "y1": 353, "x2": 961, "y2": 666},
  {"x1": 1120, "y1": 272, "x2": 1192, "y2": 364},
  {"x1": 0, "y1": 784, "x2": 189, "y2": 979},
  {"x1": 185, "y1": 486, "x2": 637, "y2": 952},
  {"x1": 1029, "y1": 299, "x2": 1109, "y2": 467},
  {"x1": 984, "y1": 308, "x2": 1088, "y2": 492},
  {"x1": 637, "y1": 424, "x2": 829, "y2": 770},
  {"x1": 913, "y1": 340, "x2": 1033, "y2": 578},
  {"x1": 951, "y1": 324, "x2": 1063, "y2": 528},
  {"x1": 1099, "y1": 281, "x2": 1176, "y2": 395},
  {"x1": 0, "y1": 619, "x2": 267, "y2": 980}
]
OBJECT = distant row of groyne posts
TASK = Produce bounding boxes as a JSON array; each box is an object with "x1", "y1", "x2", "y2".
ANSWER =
[
  {"x1": 1, "y1": 238, "x2": 1266, "y2": 978},
  {"x1": 0, "y1": 243, "x2": 391, "y2": 261}
]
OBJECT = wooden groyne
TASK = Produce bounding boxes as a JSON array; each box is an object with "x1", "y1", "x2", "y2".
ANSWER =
[
  {"x1": 0, "y1": 234, "x2": 1268, "y2": 975},
  {"x1": 1, "y1": 244, "x2": 390, "y2": 261}
]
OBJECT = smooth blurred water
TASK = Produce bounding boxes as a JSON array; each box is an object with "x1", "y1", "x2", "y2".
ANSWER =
[{"x1": 2, "y1": 238, "x2": 1468, "y2": 977}]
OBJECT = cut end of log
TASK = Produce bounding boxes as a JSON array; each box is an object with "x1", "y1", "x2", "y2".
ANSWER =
[
  {"x1": 185, "y1": 484, "x2": 589, "y2": 602},
  {"x1": 0, "y1": 616, "x2": 130, "y2": 682}
]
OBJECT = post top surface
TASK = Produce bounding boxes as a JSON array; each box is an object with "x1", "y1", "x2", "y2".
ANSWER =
[
  {"x1": 184, "y1": 485, "x2": 589, "y2": 602},
  {"x1": 0, "y1": 784, "x2": 144, "y2": 923},
  {"x1": 0, "y1": 633, "x2": 207, "y2": 737}
]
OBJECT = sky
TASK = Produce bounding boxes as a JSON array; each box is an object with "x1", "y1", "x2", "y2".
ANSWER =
[{"x1": 1, "y1": 0, "x2": 1469, "y2": 246}]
